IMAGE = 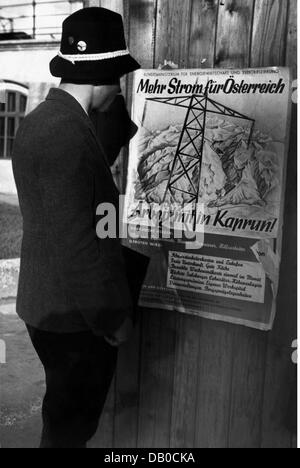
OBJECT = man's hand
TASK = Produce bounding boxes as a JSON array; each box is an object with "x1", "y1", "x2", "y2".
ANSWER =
[{"x1": 104, "y1": 316, "x2": 133, "y2": 347}]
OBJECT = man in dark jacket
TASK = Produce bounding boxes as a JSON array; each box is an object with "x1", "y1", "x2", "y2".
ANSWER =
[{"x1": 12, "y1": 7, "x2": 141, "y2": 448}]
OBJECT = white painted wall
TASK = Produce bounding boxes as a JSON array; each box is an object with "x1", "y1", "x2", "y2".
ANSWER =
[
  {"x1": 0, "y1": 47, "x2": 60, "y2": 84},
  {"x1": 0, "y1": 160, "x2": 17, "y2": 195},
  {"x1": 0, "y1": 46, "x2": 59, "y2": 195}
]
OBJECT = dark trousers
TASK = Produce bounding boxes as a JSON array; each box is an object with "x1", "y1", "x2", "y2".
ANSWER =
[{"x1": 26, "y1": 325, "x2": 118, "y2": 449}]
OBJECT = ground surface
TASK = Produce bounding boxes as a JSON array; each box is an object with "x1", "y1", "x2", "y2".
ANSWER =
[
  {"x1": 0, "y1": 193, "x2": 108, "y2": 448},
  {"x1": 0, "y1": 304, "x2": 108, "y2": 448},
  {"x1": 0, "y1": 196, "x2": 45, "y2": 447},
  {"x1": 0, "y1": 305, "x2": 43, "y2": 448}
]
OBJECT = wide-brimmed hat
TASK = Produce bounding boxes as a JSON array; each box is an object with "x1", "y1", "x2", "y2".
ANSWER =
[{"x1": 50, "y1": 7, "x2": 140, "y2": 84}]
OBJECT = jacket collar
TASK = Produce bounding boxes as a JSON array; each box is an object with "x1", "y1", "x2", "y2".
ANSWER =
[
  {"x1": 46, "y1": 87, "x2": 113, "y2": 172},
  {"x1": 46, "y1": 87, "x2": 93, "y2": 128}
]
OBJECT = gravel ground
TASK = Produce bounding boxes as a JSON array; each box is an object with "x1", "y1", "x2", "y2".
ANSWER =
[{"x1": 0, "y1": 305, "x2": 111, "y2": 448}]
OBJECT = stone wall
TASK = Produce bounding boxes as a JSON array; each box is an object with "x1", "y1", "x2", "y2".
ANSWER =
[{"x1": 0, "y1": 259, "x2": 20, "y2": 300}]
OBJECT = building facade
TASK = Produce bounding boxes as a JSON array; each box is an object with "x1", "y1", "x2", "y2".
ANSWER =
[{"x1": 0, "y1": 0, "x2": 84, "y2": 193}]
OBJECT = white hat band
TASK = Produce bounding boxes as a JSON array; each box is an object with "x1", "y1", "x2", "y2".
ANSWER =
[{"x1": 57, "y1": 49, "x2": 130, "y2": 65}]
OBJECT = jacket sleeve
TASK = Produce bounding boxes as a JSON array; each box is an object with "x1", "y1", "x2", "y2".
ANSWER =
[
  {"x1": 90, "y1": 95, "x2": 138, "y2": 166},
  {"x1": 38, "y1": 117, "x2": 133, "y2": 335}
]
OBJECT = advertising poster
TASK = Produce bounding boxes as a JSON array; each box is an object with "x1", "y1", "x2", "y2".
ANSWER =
[{"x1": 124, "y1": 67, "x2": 292, "y2": 330}]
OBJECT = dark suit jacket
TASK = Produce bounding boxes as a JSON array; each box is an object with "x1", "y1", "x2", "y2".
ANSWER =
[{"x1": 12, "y1": 88, "x2": 135, "y2": 335}]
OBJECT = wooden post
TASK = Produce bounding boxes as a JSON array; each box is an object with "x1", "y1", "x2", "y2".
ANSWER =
[
  {"x1": 251, "y1": 0, "x2": 288, "y2": 67},
  {"x1": 250, "y1": 0, "x2": 296, "y2": 448},
  {"x1": 188, "y1": 0, "x2": 219, "y2": 69},
  {"x1": 99, "y1": 0, "x2": 124, "y2": 15},
  {"x1": 114, "y1": 0, "x2": 157, "y2": 449},
  {"x1": 215, "y1": 0, "x2": 255, "y2": 68},
  {"x1": 83, "y1": 0, "x2": 297, "y2": 448},
  {"x1": 286, "y1": 0, "x2": 298, "y2": 80},
  {"x1": 155, "y1": 0, "x2": 193, "y2": 68}
]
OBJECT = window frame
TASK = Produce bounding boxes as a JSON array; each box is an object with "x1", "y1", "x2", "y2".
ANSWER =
[
  {"x1": 0, "y1": 81, "x2": 29, "y2": 159},
  {"x1": 0, "y1": 0, "x2": 85, "y2": 42}
]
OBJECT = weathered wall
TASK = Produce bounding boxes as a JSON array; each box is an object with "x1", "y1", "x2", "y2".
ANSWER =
[
  {"x1": 0, "y1": 43, "x2": 58, "y2": 194},
  {"x1": 88, "y1": 0, "x2": 297, "y2": 448}
]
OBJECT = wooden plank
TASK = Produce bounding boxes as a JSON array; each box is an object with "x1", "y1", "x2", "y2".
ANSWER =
[
  {"x1": 292, "y1": 434, "x2": 297, "y2": 448},
  {"x1": 86, "y1": 0, "x2": 100, "y2": 6},
  {"x1": 228, "y1": 327, "x2": 268, "y2": 448},
  {"x1": 155, "y1": 0, "x2": 193, "y2": 67},
  {"x1": 214, "y1": 0, "x2": 270, "y2": 449},
  {"x1": 215, "y1": 0, "x2": 255, "y2": 68},
  {"x1": 271, "y1": 103, "x2": 297, "y2": 348},
  {"x1": 98, "y1": 0, "x2": 124, "y2": 15},
  {"x1": 137, "y1": 309, "x2": 177, "y2": 448},
  {"x1": 88, "y1": 0, "x2": 297, "y2": 449},
  {"x1": 188, "y1": 0, "x2": 219, "y2": 68},
  {"x1": 194, "y1": 321, "x2": 234, "y2": 448},
  {"x1": 185, "y1": 0, "x2": 233, "y2": 450},
  {"x1": 251, "y1": 0, "x2": 288, "y2": 67},
  {"x1": 261, "y1": 345, "x2": 296, "y2": 448},
  {"x1": 250, "y1": 0, "x2": 296, "y2": 448},
  {"x1": 128, "y1": 0, "x2": 157, "y2": 68},
  {"x1": 115, "y1": 1, "x2": 156, "y2": 447},
  {"x1": 89, "y1": 376, "x2": 116, "y2": 448},
  {"x1": 170, "y1": 314, "x2": 201, "y2": 448},
  {"x1": 258, "y1": 0, "x2": 297, "y2": 436},
  {"x1": 87, "y1": 1, "x2": 139, "y2": 447},
  {"x1": 114, "y1": 326, "x2": 141, "y2": 448},
  {"x1": 137, "y1": 1, "x2": 193, "y2": 448},
  {"x1": 97, "y1": 0, "x2": 128, "y2": 79},
  {"x1": 286, "y1": 0, "x2": 298, "y2": 79},
  {"x1": 86, "y1": 0, "x2": 128, "y2": 94},
  {"x1": 94, "y1": 0, "x2": 129, "y2": 193},
  {"x1": 261, "y1": 93, "x2": 297, "y2": 448},
  {"x1": 171, "y1": 0, "x2": 232, "y2": 449},
  {"x1": 122, "y1": 0, "x2": 157, "y2": 191}
]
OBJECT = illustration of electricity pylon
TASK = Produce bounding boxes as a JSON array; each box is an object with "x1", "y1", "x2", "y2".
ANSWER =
[{"x1": 146, "y1": 93, "x2": 255, "y2": 229}]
